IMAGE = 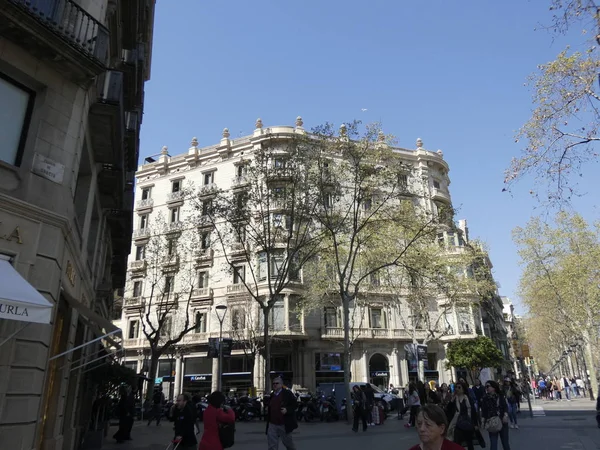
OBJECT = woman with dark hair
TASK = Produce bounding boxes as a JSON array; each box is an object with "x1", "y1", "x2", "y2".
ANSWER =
[
  {"x1": 446, "y1": 381, "x2": 478, "y2": 450},
  {"x1": 409, "y1": 404, "x2": 465, "y2": 450},
  {"x1": 404, "y1": 382, "x2": 421, "y2": 428},
  {"x1": 481, "y1": 380, "x2": 511, "y2": 450},
  {"x1": 198, "y1": 391, "x2": 235, "y2": 450}
]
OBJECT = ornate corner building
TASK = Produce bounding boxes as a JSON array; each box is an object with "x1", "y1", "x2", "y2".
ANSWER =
[
  {"x1": 0, "y1": 2, "x2": 155, "y2": 449},
  {"x1": 116, "y1": 120, "x2": 511, "y2": 399}
]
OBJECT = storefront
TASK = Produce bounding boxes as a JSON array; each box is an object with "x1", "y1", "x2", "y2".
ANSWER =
[
  {"x1": 315, "y1": 352, "x2": 345, "y2": 388},
  {"x1": 369, "y1": 353, "x2": 389, "y2": 390},
  {"x1": 183, "y1": 356, "x2": 213, "y2": 395}
]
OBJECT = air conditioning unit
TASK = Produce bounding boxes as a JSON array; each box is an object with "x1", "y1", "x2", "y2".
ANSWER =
[{"x1": 122, "y1": 48, "x2": 137, "y2": 64}]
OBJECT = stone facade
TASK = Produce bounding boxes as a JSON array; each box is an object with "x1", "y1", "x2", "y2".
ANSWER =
[
  {"x1": 0, "y1": 2, "x2": 155, "y2": 449},
  {"x1": 115, "y1": 123, "x2": 508, "y2": 399}
]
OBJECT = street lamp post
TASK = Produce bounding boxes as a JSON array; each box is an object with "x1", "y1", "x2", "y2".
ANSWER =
[{"x1": 215, "y1": 305, "x2": 228, "y2": 392}]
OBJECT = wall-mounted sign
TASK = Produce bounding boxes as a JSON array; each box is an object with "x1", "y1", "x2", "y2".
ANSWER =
[
  {"x1": 371, "y1": 371, "x2": 389, "y2": 378},
  {"x1": 0, "y1": 223, "x2": 23, "y2": 244},
  {"x1": 190, "y1": 375, "x2": 208, "y2": 382},
  {"x1": 32, "y1": 153, "x2": 65, "y2": 184}
]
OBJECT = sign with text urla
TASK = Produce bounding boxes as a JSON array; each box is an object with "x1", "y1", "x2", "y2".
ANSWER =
[{"x1": 32, "y1": 153, "x2": 65, "y2": 184}]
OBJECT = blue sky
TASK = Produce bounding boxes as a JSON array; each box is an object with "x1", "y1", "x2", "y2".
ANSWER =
[{"x1": 140, "y1": 1, "x2": 598, "y2": 313}]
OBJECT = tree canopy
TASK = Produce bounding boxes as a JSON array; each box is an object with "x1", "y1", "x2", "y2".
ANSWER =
[
  {"x1": 446, "y1": 336, "x2": 504, "y2": 382},
  {"x1": 506, "y1": 1, "x2": 600, "y2": 204}
]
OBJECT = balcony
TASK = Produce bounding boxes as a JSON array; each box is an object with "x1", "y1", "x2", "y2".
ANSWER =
[
  {"x1": 132, "y1": 228, "x2": 150, "y2": 241},
  {"x1": 320, "y1": 327, "x2": 420, "y2": 340},
  {"x1": 432, "y1": 187, "x2": 451, "y2": 203},
  {"x1": 123, "y1": 338, "x2": 147, "y2": 348},
  {"x1": 123, "y1": 296, "x2": 144, "y2": 309},
  {"x1": 182, "y1": 333, "x2": 209, "y2": 345},
  {"x1": 191, "y1": 287, "x2": 214, "y2": 306},
  {"x1": 164, "y1": 221, "x2": 184, "y2": 236},
  {"x1": 226, "y1": 283, "x2": 247, "y2": 295},
  {"x1": 1, "y1": 0, "x2": 109, "y2": 84},
  {"x1": 198, "y1": 183, "x2": 218, "y2": 198},
  {"x1": 231, "y1": 176, "x2": 249, "y2": 189},
  {"x1": 128, "y1": 259, "x2": 147, "y2": 273},
  {"x1": 194, "y1": 248, "x2": 214, "y2": 267},
  {"x1": 230, "y1": 242, "x2": 248, "y2": 257},
  {"x1": 166, "y1": 190, "x2": 186, "y2": 205},
  {"x1": 135, "y1": 198, "x2": 154, "y2": 212},
  {"x1": 162, "y1": 255, "x2": 179, "y2": 270},
  {"x1": 196, "y1": 215, "x2": 213, "y2": 229},
  {"x1": 266, "y1": 166, "x2": 293, "y2": 182}
]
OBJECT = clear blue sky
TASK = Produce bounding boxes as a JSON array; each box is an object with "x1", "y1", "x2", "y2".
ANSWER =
[{"x1": 140, "y1": 0, "x2": 599, "y2": 313}]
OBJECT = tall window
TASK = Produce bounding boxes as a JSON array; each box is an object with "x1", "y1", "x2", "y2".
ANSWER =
[
  {"x1": 398, "y1": 173, "x2": 408, "y2": 190},
  {"x1": 203, "y1": 171, "x2": 214, "y2": 185},
  {"x1": 201, "y1": 232, "x2": 211, "y2": 249},
  {"x1": 195, "y1": 312, "x2": 207, "y2": 333},
  {"x1": 135, "y1": 245, "x2": 145, "y2": 261},
  {"x1": 270, "y1": 296, "x2": 285, "y2": 331},
  {"x1": 139, "y1": 214, "x2": 148, "y2": 229},
  {"x1": 0, "y1": 74, "x2": 34, "y2": 166},
  {"x1": 164, "y1": 276, "x2": 174, "y2": 293},
  {"x1": 231, "y1": 308, "x2": 245, "y2": 330},
  {"x1": 128, "y1": 320, "x2": 139, "y2": 339},
  {"x1": 236, "y1": 165, "x2": 247, "y2": 178},
  {"x1": 233, "y1": 265, "x2": 245, "y2": 284},
  {"x1": 167, "y1": 239, "x2": 177, "y2": 256},
  {"x1": 160, "y1": 317, "x2": 172, "y2": 337},
  {"x1": 170, "y1": 207, "x2": 180, "y2": 223},
  {"x1": 201, "y1": 200, "x2": 212, "y2": 216},
  {"x1": 324, "y1": 307, "x2": 339, "y2": 328},
  {"x1": 171, "y1": 180, "x2": 181, "y2": 192},
  {"x1": 370, "y1": 308, "x2": 386, "y2": 329},
  {"x1": 433, "y1": 180, "x2": 441, "y2": 189},
  {"x1": 132, "y1": 281, "x2": 142, "y2": 297},
  {"x1": 141, "y1": 187, "x2": 151, "y2": 200},
  {"x1": 197, "y1": 271, "x2": 209, "y2": 288}
]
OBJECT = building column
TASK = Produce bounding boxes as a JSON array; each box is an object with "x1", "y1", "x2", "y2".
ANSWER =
[
  {"x1": 361, "y1": 346, "x2": 369, "y2": 382},
  {"x1": 254, "y1": 353, "x2": 265, "y2": 395},
  {"x1": 399, "y1": 348, "x2": 409, "y2": 387},
  {"x1": 390, "y1": 347, "x2": 400, "y2": 387},
  {"x1": 174, "y1": 355, "x2": 183, "y2": 397}
]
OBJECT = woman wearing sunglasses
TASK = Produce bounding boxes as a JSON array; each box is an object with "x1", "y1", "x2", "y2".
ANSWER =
[{"x1": 480, "y1": 380, "x2": 511, "y2": 450}]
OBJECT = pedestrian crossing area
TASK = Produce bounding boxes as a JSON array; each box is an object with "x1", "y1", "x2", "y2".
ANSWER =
[{"x1": 531, "y1": 405, "x2": 546, "y2": 416}]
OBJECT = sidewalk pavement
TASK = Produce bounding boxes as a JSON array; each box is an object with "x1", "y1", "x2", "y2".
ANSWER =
[{"x1": 101, "y1": 403, "x2": 600, "y2": 450}]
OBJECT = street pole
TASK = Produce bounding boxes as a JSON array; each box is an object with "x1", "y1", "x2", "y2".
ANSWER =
[
  {"x1": 519, "y1": 357, "x2": 533, "y2": 419},
  {"x1": 215, "y1": 304, "x2": 228, "y2": 393},
  {"x1": 218, "y1": 320, "x2": 223, "y2": 391}
]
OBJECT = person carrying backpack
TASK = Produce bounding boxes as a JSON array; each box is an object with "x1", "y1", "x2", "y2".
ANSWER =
[{"x1": 198, "y1": 391, "x2": 235, "y2": 450}]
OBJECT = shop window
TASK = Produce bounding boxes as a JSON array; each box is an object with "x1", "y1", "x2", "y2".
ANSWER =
[{"x1": 0, "y1": 73, "x2": 34, "y2": 167}]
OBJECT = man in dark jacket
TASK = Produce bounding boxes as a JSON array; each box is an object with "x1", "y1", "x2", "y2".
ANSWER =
[
  {"x1": 172, "y1": 394, "x2": 197, "y2": 450},
  {"x1": 266, "y1": 377, "x2": 297, "y2": 450}
]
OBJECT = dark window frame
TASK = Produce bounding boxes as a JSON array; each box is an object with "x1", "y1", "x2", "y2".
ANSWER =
[{"x1": 0, "y1": 72, "x2": 36, "y2": 167}]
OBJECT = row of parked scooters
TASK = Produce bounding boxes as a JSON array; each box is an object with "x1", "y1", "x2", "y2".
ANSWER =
[{"x1": 194, "y1": 392, "x2": 347, "y2": 423}]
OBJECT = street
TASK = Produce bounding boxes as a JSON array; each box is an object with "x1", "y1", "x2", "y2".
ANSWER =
[{"x1": 102, "y1": 399, "x2": 600, "y2": 450}]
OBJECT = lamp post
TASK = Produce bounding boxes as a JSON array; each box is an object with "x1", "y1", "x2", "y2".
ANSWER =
[{"x1": 215, "y1": 305, "x2": 228, "y2": 391}]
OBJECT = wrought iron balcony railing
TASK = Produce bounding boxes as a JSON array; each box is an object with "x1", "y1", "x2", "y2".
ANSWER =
[{"x1": 8, "y1": 0, "x2": 109, "y2": 64}]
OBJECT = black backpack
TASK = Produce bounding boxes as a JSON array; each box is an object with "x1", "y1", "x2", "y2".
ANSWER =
[{"x1": 219, "y1": 419, "x2": 235, "y2": 448}]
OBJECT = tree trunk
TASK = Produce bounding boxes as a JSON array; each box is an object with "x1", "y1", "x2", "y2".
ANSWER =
[
  {"x1": 583, "y1": 332, "x2": 597, "y2": 400},
  {"x1": 263, "y1": 307, "x2": 272, "y2": 394},
  {"x1": 146, "y1": 349, "x2": 160, "y2": 401},
  {"x1": 342, "y1": 293, "x2": 353, "y2": 423}
]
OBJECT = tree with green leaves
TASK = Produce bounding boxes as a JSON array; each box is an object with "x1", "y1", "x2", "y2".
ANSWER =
[
  {"x1": 446, "y1": 336, "x2": 504, "y2": 383},
  {"x1": 513, "y1": 211, "x2": 600, "y2": 397},
  {"x1": 380, "y1": 233, "x2": 498, "y2": 381},
  {"x1": 506, "y1": 1, "x2": 600, "y2": 204},
  {"x1": 303, "y1": 122, "x2": 439, "y2": 421}
]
